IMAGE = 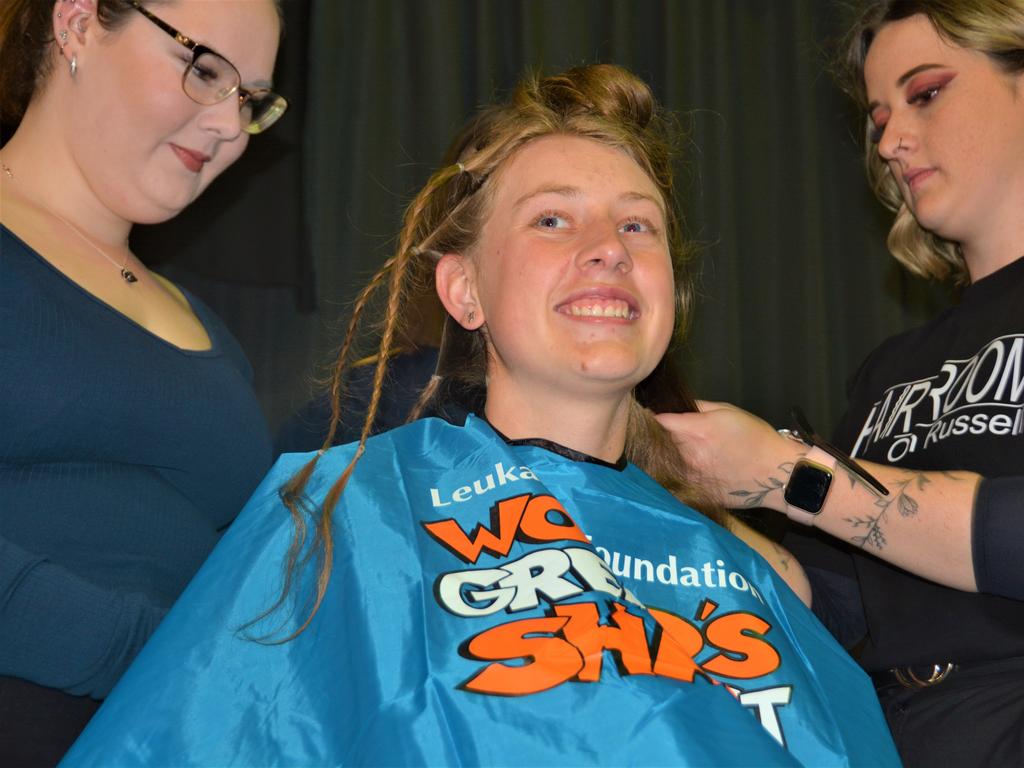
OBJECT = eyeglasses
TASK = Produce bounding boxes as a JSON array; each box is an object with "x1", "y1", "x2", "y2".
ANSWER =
[{"x1": 129, "y1": 0, "x2": 287, "y2": 134}]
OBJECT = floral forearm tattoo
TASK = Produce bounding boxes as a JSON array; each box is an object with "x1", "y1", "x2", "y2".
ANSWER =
[
  {"x1": 841, "y1": 471, "x2": 923, "y2": 550},
  {"x1": 729, "y1": 462, "x2": 962, "y2": 553},
  {"x1": 728, "y1": 462, "x2": 794, "y2": 508},
  {"x1": 842, "y1": 469, "x2": 962, "y2": 551}
]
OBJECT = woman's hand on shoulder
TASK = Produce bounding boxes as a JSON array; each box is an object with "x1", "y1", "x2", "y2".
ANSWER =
[{"x1": 654, "y1": 401, "x2": 802, "y2": 512}]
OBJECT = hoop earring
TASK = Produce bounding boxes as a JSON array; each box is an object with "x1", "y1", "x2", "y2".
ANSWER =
[{"x1": 69, "y1": 54, "x2": 77, "y2": 78}]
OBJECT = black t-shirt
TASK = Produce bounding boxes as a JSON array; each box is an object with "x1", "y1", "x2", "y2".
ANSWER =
[{"x1": 787, "y1": 255, "x2": 1024, "y2": 671}]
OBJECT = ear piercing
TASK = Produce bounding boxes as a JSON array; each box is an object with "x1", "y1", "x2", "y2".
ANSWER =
[
  {"x1": 467, "y1": 311, "x2": 476, "y2": 325},
  {"x1": 897, "y1": 137, "x2": 904, "y2": 151},
  {"x1": 58, "y1": 28, "x2": 76, "y2": 76}
]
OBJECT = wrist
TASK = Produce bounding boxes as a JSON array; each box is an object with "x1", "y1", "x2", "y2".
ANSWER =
[{"x1": 776, "y1": 407, "x2": 888, "y2": 525}]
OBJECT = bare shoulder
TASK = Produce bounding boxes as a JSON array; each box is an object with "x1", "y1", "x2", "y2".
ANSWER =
[{"x1": 727, "y1": 516, "x2": 812, "y2": 607}]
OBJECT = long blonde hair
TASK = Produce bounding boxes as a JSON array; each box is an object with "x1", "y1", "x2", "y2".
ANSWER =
[
  {"x1": 841, "y1": 0, "x2": 1024, "y2": 285},
  {"x1": 266, "y1": 64, "x2": 721, "y2": 638}
]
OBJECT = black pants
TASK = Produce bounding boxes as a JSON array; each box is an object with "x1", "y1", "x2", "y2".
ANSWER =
[
  {"x1": 875, "y1": 657, "x2": 1024, "y2": 767},
  {"x1": 0, "y1": 677, "x2": 101, "y2": 768}
]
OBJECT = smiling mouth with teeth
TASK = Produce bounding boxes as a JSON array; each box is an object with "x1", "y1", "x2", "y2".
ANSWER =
[{"x1": 561, "y1": 298, "x2": 638, "y2": 320}]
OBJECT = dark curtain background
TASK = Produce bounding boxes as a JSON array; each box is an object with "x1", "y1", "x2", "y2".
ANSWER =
[{"x1": 134, "y1": 0, "x2": 952, "y2": 436}]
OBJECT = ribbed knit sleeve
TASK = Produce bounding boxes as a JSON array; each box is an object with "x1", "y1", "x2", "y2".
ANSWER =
[{"x1": 0, "y1": 537, "x2": 164, "y2": 698}]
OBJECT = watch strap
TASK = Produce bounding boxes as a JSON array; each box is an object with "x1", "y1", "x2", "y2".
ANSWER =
[{"x1": 789, "y1": 407, "x2": 888, "y2": 496}]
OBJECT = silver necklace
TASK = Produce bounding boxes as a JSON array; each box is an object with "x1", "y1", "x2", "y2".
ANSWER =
[{"x1": 1, "y1": 159, "x2": 138, "y2": 284}]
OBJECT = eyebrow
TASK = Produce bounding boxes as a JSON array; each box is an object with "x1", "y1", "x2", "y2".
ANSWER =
[
  {"x1": 512, "y1": 185, "x2": 666, "y2": 218},
  {"x1": 867, "y1": 63, "x2": 947, "y2": 113},
  {"x1": 512, "y1": 185, "x2": 580, "y2": 209}
]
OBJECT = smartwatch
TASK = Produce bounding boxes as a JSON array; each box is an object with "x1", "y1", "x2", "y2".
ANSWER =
[
  {"x1": 778, "y1": 407, "x2": 889, "y2": 526},
  {"x1": 782, "y1": 446, "x2": 837, "y2": 525}
]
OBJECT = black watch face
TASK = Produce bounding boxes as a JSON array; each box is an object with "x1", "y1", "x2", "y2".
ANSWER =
[{"x1": 784, "y1": 462, "x2": 833, "y2": 514}]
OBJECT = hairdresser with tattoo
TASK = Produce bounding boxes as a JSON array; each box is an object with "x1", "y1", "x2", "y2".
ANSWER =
[
  {"x1": 0, "y1": 0, "x2": 286, "y2": 762},
  {"x1": 658, "y1": 1, "x2": 1024, "y2": 765}
]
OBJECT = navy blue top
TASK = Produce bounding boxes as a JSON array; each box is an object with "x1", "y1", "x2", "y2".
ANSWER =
[
  {"x1": 0, "y1": 226, "x2": 272, "y2": 698},
  {"x1": 788, "y1": 255, "x2": 1024, "y2": 669}
]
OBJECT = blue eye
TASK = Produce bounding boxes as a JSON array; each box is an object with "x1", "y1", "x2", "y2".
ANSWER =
[
  {"x1": 535, "y1": 212, "x2": 569, "y2": 229},
  {"x1": 621, "y1": 218, "x2": 657, "y2": 235}
]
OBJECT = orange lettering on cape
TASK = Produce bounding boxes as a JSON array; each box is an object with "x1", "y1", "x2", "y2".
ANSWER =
[
  {"x1": 554, "y1": 602, "x2": 652, "y2": 680},
  {"x1": 457, "y1": 600, "x2": 782, "y2": 696},
  {"x1": 701, "y1": 612, "x2": 781, "y2": 679},
  {"x1": 423, "y1": 494, "x2": 587, "y2": 565},
  {"x1": 460, "y1": 601, "x2": 686, "y2": 696},
  {"x1": 519, "y1": 495, "x2": 589, "y2": 545},
  {"x1": 423, "y1": 494, "x2": 531, "y2": 564},
  {"x1": 461, "y1": 616, "x2": 583, "y2": 695},
  {"x1": 649, "y1": 608, "x2": 706, "y2": 683}
]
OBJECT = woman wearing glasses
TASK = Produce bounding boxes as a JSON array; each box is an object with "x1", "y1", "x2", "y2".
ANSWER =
[{"x1": 0, "y1": 0, "x2": 286, "y2": 762}]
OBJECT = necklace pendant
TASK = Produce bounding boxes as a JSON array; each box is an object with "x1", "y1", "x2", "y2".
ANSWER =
[{"x1": 121, "y1": 267, "x2": 138, "y2": 283}]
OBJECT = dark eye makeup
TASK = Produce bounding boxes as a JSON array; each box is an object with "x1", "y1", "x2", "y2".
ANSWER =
[{"x1": 867, "y1": 70, "x2": 956, "y2": 145}]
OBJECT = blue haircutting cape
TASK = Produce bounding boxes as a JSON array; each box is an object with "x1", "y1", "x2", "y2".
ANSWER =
[{"x1": 64, "y1": 416, "x2": 898, "y2": 766}]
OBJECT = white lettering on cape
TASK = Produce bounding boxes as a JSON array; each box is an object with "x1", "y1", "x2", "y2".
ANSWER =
[
  {"x1": 592, "y1": 546, "x2": 765, "y2": 604},
  {"x1": 728, "y1": 685, "x2": 794, "y2": 747},
  {"x1": 430, "y1": 462, "x2": 538, "y2": 507},
  {"x1": 436, "y1": 546, "x2": 642, "y2": 617}
]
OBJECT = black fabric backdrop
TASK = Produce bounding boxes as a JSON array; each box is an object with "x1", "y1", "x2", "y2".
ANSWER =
[{"x1": 132, "y1": 0, "x2": 952, "y2": 434}]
